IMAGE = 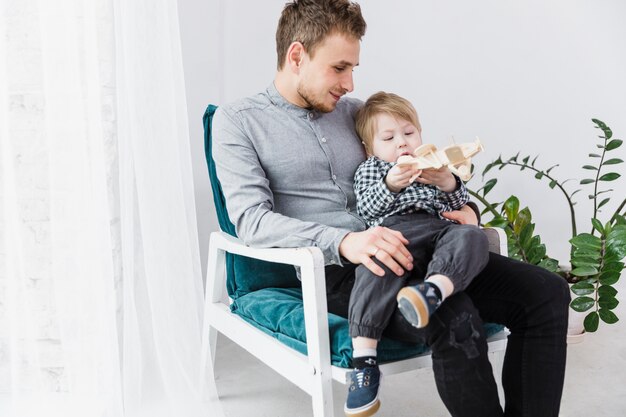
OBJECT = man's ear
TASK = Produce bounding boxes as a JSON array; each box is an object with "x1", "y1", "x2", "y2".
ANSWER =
[{"x1": 286, "y1": 41, "x2": 305, "y2": 73}]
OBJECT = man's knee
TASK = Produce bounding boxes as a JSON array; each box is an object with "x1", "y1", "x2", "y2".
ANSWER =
[{"x1": 428, "y1": 293, "x2": 486, "y2": 360}]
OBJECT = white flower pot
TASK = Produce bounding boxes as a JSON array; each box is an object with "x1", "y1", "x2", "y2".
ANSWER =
[{"x1": 567, "y1": 284, "x2": 586, "y2": 344}]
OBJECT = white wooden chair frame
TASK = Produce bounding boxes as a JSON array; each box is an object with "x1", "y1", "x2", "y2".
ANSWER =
[{"x1": 201, "y1": 228, "x2": 509, "y2": 417}]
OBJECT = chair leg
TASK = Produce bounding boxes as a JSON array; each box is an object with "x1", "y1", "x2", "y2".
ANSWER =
[
  {"x1": 489, "y1": 349, "x2": 505, "y2": 407},
  {"x1": 209, "y1": 326, "x2": 218, "y2": 367},
  {"x1": 311, "y1": 373, "x2": 334, "y2": 417}
]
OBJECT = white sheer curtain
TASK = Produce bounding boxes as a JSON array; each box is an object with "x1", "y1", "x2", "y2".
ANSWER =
[{"x1": 0, "y1": 0, "x2": 223, "y2": 416}]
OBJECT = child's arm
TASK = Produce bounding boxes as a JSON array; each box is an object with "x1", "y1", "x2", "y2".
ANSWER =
[{"x1": 354, "y1": 158, "x2": 400, "y2": 224}]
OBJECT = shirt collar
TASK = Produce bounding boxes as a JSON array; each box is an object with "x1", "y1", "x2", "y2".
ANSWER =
[{"x1": 266, "y1": 82, "x2": 320, "y2": 119}]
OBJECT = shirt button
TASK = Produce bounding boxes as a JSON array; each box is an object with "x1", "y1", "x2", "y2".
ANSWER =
[
  {"x1": 321, "y1": 137, "x2": 327, "y2": 143},
  {"x1": 308, "y1": 112, "x2": 314, "y2": 119},
  {"x1": 346, "y1": 208, "x2": 351, "y2": 212},
  {"x1": 332, "y1": 174, "x2": 337, "y2": 180},
  {"x1": 330, "y1": 259, "x2": 336, "y2": 264}
]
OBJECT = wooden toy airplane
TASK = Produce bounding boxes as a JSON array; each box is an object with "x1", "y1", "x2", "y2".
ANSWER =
[{"x1": 396, "y1": 137, "x2": 484, "y2": 182}]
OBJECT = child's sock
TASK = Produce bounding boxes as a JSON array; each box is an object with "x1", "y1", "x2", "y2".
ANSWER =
[
  {"x1": 352, "y1": 347, "x2": 378, "y2": 369},
  {"x1": 425, "y1": 274, "x2": 453, "y2": 301}
]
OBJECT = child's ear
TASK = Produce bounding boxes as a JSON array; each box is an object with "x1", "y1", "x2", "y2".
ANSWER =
[{"x1": 362, "y1": 141, "x2": 373, "y2": 156}]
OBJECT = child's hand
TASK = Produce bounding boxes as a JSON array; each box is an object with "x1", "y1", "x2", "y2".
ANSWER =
[
  {"x1": 414, "y1": 167, "x2": 457, "y2": 192},
  {"x1": 385, "y1": 164, "x2": 421, "y2": 193}
]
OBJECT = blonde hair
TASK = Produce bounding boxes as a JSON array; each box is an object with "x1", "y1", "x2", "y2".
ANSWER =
[
  {"x1": 355, "y1": 91, "x2": 421, "y2": 154},
  {"x1": 276, "y1": 0, "x2": 366, "y2": 70}
]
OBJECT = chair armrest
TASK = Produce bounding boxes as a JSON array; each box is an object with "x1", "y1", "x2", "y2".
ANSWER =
[
  {"x1": 482, "y1": 227, "x2": 508, "y2": 256},
  {"x1": 206, "y1": 232, "x2": 332, "y2": 379},
  {"x1": 209, "y1": 231, "x2": 324, "y2": 269}
]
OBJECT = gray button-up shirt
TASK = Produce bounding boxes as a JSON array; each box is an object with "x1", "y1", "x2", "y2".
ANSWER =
[{"x1": 212, "y1": 83, "x2": 368, "y2": 265}]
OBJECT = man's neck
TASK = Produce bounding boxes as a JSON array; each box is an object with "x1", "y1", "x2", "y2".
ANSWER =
[{"x1": 274, "y1": 72, "x2": 307, "y2": 109}]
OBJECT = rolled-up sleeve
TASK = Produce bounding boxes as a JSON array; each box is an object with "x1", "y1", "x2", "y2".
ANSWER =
[{"x1": 436, "y1": 176, "x2": 469, "y2": 210}]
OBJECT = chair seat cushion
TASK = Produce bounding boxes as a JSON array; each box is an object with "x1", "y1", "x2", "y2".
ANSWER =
[{"x1": 231, "y1": 287, "x2": 504, "y2": 368}]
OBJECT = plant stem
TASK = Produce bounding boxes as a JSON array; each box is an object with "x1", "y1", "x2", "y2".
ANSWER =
[
  {"x1": 610, "y1": 197, "x2": 626, "y2": 224},
  {"x1": 591, "y1": 136, "x2": 609, "y2": 234},
  {"x1": 493, "y1": 161, "x2": 578, "y2": 238},
  {"x1": 467, "y1": 189, "x2": 501, "y2": 220}
]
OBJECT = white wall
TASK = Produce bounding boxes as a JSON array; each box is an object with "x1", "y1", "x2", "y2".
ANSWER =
[{"x1": 179, "y1": 0, "x2": 626, "y2": 273}]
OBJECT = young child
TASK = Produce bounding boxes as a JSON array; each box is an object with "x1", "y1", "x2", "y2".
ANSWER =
[{"x1": 343, "y1": 91, "x2": 490, "y2": 417}]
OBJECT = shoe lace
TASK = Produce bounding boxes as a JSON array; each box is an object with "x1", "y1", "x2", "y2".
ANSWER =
[{"x1": 351, "y1": 368, "x2": 371, "y2": 389}]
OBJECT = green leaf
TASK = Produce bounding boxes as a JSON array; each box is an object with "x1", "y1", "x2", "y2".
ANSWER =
[
  {"x1": 522, "y1": 156, "x2": 529, "y2": 164},
  {"x1": 598, "y1": 285, "x2": 618, "y2": 298},
  {"x1": 535, "y1": 172, "x2": 544, "y2": 179},
  {"x1": 531, "y1": 155, "x2": 538, "y2": 166},
  {"x1": 538, "y1": 257, "x2": 559, "y2": 272},
  {"x1": 546, "y1": 164, "x2": 559, "y2": 174},
  {"x1": 599, "y1": 296, "x2": 619, "y2": 310},
  {"x1": 591, "y1": 218, "x2": 605, "y2": 235},
  {"x1": 607, "y1": 225, "x2": 626, "y2": 243},
  {"x1": 571, "y1": 281, "x2": 594, "y2": 296},
  {"x1": 606, "y1": 139, "x2": 623, "y2": 151},
  {"x1": 582, "y1": 165, "x2": 598, "y2": 170},
  {"x1": 598, "y1": 198, "x2": 610, "y2": 209},
  {"x1": 571, "y1": 266, "x2": 599, "y2": 277},
  {"x1": 599, "y1": 309, "x2": 619, "y2": 324},
  {"x1": 602, "y1": 261, "x2": 625, "y2": 273},
  {"x1": 606, "y1": 230, "x2": 626, "y2": 260},
  {"x1": 518, "y1": 223, "x2": 535, "y2": 247},
  {"x1": 589, "y1": 153, "x2": 601, "y2": 158},
  {"x1": 481, "y1": 178, "x2": 497, "y2": 196},
  {"x1": 603, "y1": 158, "x2": 623, "y2": 165},
  {"x1": 570, "y1": 233, "x2": 602, "y2": 249},
  {"x1": 514, "y1": 207, "x2": 532, "y2": 235},
  {"x1": 592, "y1": 118, "x2": 612, "y2": 139},
  {"x1": 549, "y1": 180, "x2": 557, "y2": 189},
  {"x1": 573, "y1": 247, "x2": 601, "y2": 258},
  {"x1": 599, "y1": 271, "x2": 620, "y2": 285},
  {"x1": 570, "y1": 296, "x2": 595, "y2": 312},
  {"x1": 599, "y1": 172, "x2": 621, "y2": 181},
  {"x1": 584, "y1": 311, "x2": 600, "y2": 332},
  {"x1": 504, "y1": 196, "x2": 520, "y2": 221},
  {"x1": 580, "y1": 179, "x2": 595, "y2": 185},
  {"x1": 482, "y1": 163, "x2": 494, "y2": 176},
  {"x1": 570, "y1": 256, "x2": 600, "y2": 268},
  {"x1": 527, "y1": 244, "x2": 547, "y2": 265},
  {"x1": 485, "y1": 217, "x2": 509, "y2": 229}
]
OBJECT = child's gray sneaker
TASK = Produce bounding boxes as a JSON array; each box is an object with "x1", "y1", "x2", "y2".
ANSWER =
[
  {"x1": 344, "y1": 366, "x2": 381, "y2": 417},
  {"x1": 396, "y1": 282, "x2": 442, "y2": 328}
]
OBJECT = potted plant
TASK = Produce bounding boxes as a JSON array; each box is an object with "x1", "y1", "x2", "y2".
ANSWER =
[{"x1": 466, "y1": 119, "x2": 626, "y2": 335}]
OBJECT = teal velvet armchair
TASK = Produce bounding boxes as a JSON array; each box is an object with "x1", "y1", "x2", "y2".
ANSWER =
[{"x1": 200, "y1": 104, "x2": 508, "y2": 417}]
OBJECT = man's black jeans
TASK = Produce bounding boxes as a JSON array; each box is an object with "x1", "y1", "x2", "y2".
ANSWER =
[{"x1": 325, "y1": 233, "x2": 570, "y2": 417}]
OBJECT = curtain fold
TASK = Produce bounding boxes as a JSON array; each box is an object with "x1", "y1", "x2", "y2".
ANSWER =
[{"x1": 0, "y1": 0, "x2": 223, "y2": 416}]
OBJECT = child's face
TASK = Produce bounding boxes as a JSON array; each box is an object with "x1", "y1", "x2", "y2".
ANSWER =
[{"x1": 370, "y1": 113, "x2": 422, "y2": 163}]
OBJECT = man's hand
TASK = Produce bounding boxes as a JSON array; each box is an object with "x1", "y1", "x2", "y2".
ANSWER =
[
  {"x1": 339, "y1": 227, "x2": 414, "y2": 277},
  {"x1": 441, "y1": 204, "x2": 478, "y2": 225},
  {"x1": 413, "y1": 167, "x2": 457, "y2": 192}
]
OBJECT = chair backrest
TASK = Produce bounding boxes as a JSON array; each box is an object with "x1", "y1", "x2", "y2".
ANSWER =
[{"x1": 203, "y1": 105, "x2": 300, "y2": 299}]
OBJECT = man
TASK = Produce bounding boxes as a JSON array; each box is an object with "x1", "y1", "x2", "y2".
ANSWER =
[{"x1": 212, "y1": 1, "x2": 569, "y2": 416}]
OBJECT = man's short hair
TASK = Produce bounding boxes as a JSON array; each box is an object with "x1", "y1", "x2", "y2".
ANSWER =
[
  {"x1": 355, "y1": 91, "x2": 422, "y2": 155},
  {"x1": 276, "y1": 0, "x2": 366, "y2": 70}
]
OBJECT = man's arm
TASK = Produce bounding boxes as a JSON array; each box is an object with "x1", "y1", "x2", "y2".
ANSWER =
[{"x1": 212, "y1": 107, "x2": 350, "y2": 264}]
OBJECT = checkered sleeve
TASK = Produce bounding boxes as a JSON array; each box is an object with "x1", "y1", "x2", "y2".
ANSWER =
[
  {"x1": 436, "y1": 175, "x2": 469, "y2": 210},
  {"x1": 354, "y1": 157, "x2": 398, "y2": 226}
]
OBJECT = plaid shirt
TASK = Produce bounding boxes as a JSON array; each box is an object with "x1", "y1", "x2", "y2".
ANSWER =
[{"x1": 354, "y1": 156, "x2": 469, "y2": 227}]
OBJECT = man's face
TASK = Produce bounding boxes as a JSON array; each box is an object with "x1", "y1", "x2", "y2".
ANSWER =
[
  {"x1": 370, "y1": 113, "x2": 423, "y2": 163},
  {"x1": 296, "y1": 33, "x2": 360, "y2": 113}
]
